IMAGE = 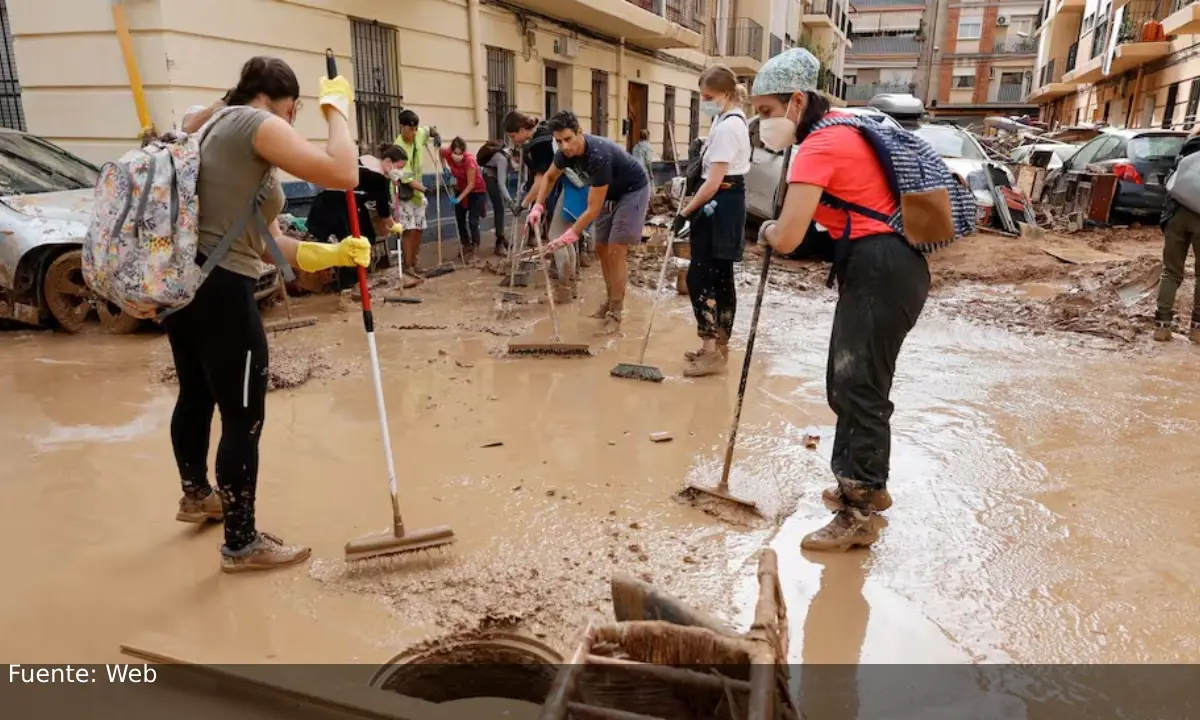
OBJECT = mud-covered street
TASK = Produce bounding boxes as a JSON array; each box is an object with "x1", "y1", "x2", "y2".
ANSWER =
[{"x1": 3, "y1": 229, "x2": 1200, "y2": 707}]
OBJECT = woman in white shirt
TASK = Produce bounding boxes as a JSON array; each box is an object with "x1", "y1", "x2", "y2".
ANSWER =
[{"x1": 674, "y1": 64, "x2": 752, "y2": 377}]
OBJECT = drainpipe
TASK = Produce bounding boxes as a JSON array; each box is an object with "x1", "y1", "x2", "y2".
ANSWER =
[
  {"x1": 616, "y1": 38, "x2": 626, "y2": 141},
  {"x1": 716, "y1": 0, "x2": 729, "y2": 56},
  {"x1": 468, "y1": 0, "x2": 485, "y2": 127}
]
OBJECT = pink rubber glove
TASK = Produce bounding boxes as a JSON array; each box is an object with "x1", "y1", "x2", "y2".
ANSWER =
[
  {"x1": 543, "y1": 228, "x2": 579, "y2": 255},
  {"x1": 526, "y1": 202, "x2": 545, "y2": 228}
]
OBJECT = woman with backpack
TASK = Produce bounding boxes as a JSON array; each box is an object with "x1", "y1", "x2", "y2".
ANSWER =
[
  {"x1": 752, "y1": 48, "x2": 932, "y2": 552},
  {"x1": 478, "y1": 140, "x2": 517, "y2": 255},
  {"x1": 166, "y1": 56, "x2": 368, "y2": 573},
  {"x1": 439, "y1": 136, "x2": 488, "y2": 262},
  {"x1": 671, "y1": 64, "x2": 751, "y2": 378}
]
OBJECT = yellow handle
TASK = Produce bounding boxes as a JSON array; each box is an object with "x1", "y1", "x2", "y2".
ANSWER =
[{"x1": 111, "y1": 1, "x2": 154, "y2": 140}]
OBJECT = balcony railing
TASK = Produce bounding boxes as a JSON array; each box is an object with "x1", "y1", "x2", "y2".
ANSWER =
[
  {"x1": 997, "y1": 84, "x2": 1026, "y2": 102},
  {"x1": 1066, "y1": 40, "x2": 1078, "y2": 72},
  {"x1": 993, "y1": 36, "x2": 1038, "y2": 54},
  {"x1": 770, "y1": 34, "x2": 783, "y2": 57},
  {"x1": 849, "y1": 0, "x2": 923, "y2": 5},
  {"x1": 714, "y1": 17, "x2": 764, "y2": 60},
  {"x1": 807, "y1": 0, "x2": 833, "y2": 14},
  {"x1": 1038, "y1": 58, "x2": 1057, "y2": 86},
  {"x1": 846, "y1": 34, "x2": 922, "y2": 54},
  {"x1": 817, "y1": 68, "x2": 846, "y2": 99},
  {"x1": 846, "y1": 82, "x2": 915, "y2": 101},
  {"x1": 1091, "y1": 18, "x2": 1110, "y2": 59},
  {"x1": 1171, "y1": 0, "x2": 1195, "y2": 13},
  {"x1": 1118, "y1": 1, "x2": 1163, "y2": 43},
  {"x1": 664, "y1": 0, "x2": 703, "y2": 33}
]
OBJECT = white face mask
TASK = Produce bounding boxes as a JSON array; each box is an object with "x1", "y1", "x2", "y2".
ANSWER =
[
  {"x1": 759, "y1": 97, "x2": 799, "y2": 152},
  {"x1": 388, "y1": 169, "x2": 403, "y2": 181},
  {"x1": 700, "y1": 98, "x2": 723, "y2": 118}
]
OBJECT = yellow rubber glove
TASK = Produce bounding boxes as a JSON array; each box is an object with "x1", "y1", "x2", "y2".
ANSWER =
[
  {"x1": 389, "y1": 222, "x2": 404, "y2": 235},
  {"x1": 318, "y1": 75, "x2": 354, "y2": 121},
  {"x1": 295, "y1": 236, "x2": 371, "y2": 272}
]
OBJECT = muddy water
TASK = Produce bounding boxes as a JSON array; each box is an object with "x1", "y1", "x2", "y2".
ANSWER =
[{"x1": 3, "y1": 263, "x2": 1200, "y2": 697}]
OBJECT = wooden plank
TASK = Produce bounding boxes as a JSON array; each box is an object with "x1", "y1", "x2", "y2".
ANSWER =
[{"x1": 1041, "y1": 245, "x2": 1126, "y2": 265}]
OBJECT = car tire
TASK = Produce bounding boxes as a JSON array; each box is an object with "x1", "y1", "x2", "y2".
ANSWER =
[{"x1": 43, "y1": 249, "x2": 142, "y2": 335}]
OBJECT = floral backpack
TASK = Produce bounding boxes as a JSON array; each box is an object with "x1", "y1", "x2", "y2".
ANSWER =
[{"x1": 83, "y1": 106, "x2": 293, "y2": 321}]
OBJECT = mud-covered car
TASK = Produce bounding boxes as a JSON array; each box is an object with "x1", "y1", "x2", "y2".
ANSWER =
[{"x1": 0, "y1": 128, "x2": 278, "y2": 333}]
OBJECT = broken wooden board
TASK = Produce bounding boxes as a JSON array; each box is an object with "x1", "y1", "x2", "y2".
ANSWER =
[
  {"x1": 611, "y1": 572, "x2": 737, "y2": 636},
  {"x1": 1041, "y1": 245, "x2": 1126, "y2": 265}
]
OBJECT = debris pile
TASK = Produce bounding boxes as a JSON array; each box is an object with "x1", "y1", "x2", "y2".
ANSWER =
[{"x1": 154, "y1": 342, "x2": 333, "y2": 391}]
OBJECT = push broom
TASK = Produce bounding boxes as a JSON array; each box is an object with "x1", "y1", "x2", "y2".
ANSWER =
[
  {"x1": 320, "y1": 50, "x2": 455, "y2": 563},
  {"x1": 507, "y1": 222, "x2": 591, "y2": 357}
]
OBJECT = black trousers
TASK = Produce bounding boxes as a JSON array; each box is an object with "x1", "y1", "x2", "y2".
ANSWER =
[
  {"x1": 454, "y1": 192, "x2": 485, "y2": 250},
  {"x1": 484, "y1": 174, "x2": 507, "y2": 248},
  {"x1": 687, "y1": 259, "x2": 736, "y2": 342},
  {"x1": 164, "y1": 264, "x2": 269, "y2": 552},
  {"x1": 827, "y1": 234, "x2": 929, "y2": 488}
]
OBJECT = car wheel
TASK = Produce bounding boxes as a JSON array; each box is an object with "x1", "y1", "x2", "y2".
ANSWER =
[{"x1": 42, "y1": 249, "x2": 142, "y2": 334}]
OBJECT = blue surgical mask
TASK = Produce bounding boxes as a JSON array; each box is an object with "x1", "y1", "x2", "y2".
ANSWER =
[{"x1": 701, "y1": 99, "x2": 723, "y2": 118}]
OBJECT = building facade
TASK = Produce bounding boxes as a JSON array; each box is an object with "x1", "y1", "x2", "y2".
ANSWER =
[
  {"x1": 6, "y1": 0, "x2": 723, "y2": 170},
  {"x1": 1029, "y1": 0, "x2": 1200, "y2": 130},
  {"x1": 929, "y1": 0, "x2": 1042, "y2": 117},
  {"x1": 846, "y1": 0, "x2": 929, "y2": 105}
]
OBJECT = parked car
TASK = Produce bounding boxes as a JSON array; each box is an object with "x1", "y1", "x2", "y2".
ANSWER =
[
  {"x1": 1009, "y1": 142, "x2": 1079, "y2": 170},
  {"x1": 913, "y1": 122, "x2": 1016, "y2": 227},
  {"x1": 1041, "y1": 128, "x2": 1186, "y2": 218},
  {"x1": 0, "y1": 128, "x2": 279, "y2": 333}
]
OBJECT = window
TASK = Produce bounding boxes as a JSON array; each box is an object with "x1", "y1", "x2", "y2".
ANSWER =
[
  {"x1": 912, "y1": 125, "x2": 986, "y2": 160},
  {"x1": 0, "y1": 0, "x2": 24, "y2": 131},
  {"x1": 350, "y1": 18, "x2": 403, "y2": 151},
  {"x1": 592, "y1": 70, "x2": 609, "y2": 136},
  {"x1": 1184, "y1": 80, "x2": 1200, "y2": 130},
  {"x1": 485, "y1": 47, "x2": 516, "y2": 142},
  {"x1": 1163, "y1": 81, "x2": 1180, "y2": 129},
  {"x1": 663, "y1": 86, "x2": 676, "y2": 162},
  {"x1": 1129, "y1": 135, "x2": 1186, "y2": 161},
  {"x1": 957, "y1": 19, "x2": 982, "y2": 39},
  {"x1": 689, "y1": 91, "x2": 700, "y2": 143},
  {"x1": 544, "y1": 65, "x2": 559, "y2": 119},
  {"x1": 954, "y1": 74, "x2": 976, "y2": 89}
]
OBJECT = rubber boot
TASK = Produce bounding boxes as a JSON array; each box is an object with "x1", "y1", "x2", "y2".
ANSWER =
[
  {"x1": 1153, "y1": 311, "x2": 1173, "y2": 342},
  {"x1": 176, "y1": 489, "x2": 223, "y2": 523},
  {"x1": 801, "y1": 478, "x2": 881, "y2": 552},
  {"x1": 221, "y1": 532, "x2": 311, "y2": 574},
  {"x1": 821, "y1": 484, "x2": 893, "y2": 512},
  {"x1": 598, "y1": 299, "x2": 623, "y2": 336}
]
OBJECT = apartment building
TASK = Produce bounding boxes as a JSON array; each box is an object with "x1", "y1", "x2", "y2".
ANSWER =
[
  {"x1": 846, "y1": 0, "x2": 929, "y2": 105},
  {"x1": 929, "y1": 0, "x2": 1042, "y2": 117},
  {"x1": 5, "y1": 0, "x2": 716, "y2": 169},
  {"x1": 707, "y1": 0, "x2": 851, "y2": 98},
  {"x1": 1029, "y1": 0, "x2": 1200, "y2": 131}
]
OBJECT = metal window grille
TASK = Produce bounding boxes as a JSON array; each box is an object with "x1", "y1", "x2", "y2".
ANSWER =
[
  {"x1": 592, "y1": 70, "x2": 609, "y2": 136},
  {"x1": 350, "y1": 18, "x2": 403, "y2": 152},
  {"x1": 486, "y1": 46, "x2": 516, "y2": 141},
  {"x1": 769, "y1": 34, "x2": 783, "y2": 58},
  {"x1": 0, "y1": 0, "x2": 25, "y2": 131},
  {"x1": 663, "y1": 86, "x2": 675, "y2": 162},
  {"x1": 1185, "y1": 80, "x2": 1200, "y2": 130},
  {"x1": 544, "y1": 65, "x2": 559, "y2": 119},
  {"x1": 689, "y1": 90, "x2": 700, "y2": 144},
  {"x1": 1163, "y1": 82, "x2": 1180, "y2": 129}
]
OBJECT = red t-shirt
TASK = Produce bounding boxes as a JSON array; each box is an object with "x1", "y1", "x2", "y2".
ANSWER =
[
  {"x1": 787, "y1": 113, "x2": 897, "y2": 240},
  {"x1": 440, "y1": 148, "x2": 487, "y2": 194}
]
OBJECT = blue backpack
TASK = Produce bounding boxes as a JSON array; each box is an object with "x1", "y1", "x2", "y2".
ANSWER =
[{"x1": 808, "y1": 115, "x2": 977, "y2": 253}]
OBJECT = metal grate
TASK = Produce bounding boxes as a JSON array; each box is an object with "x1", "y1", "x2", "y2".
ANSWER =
[
  {"x1": 486, "y1": 46, "x2": 516, "y2": 141},
  {"x1": 1185, "y1": 80, "x2": 1200, "y2": 130},
  {"x1": 689, "y1": 90, "x2": 699, "y2": 144},
  {"x1": 592, "y1": 70, "x2": 609, "y2": 136},
  {"x1": 0, "y1": 0, "x2": 25, "y2": 131},
  {"x1": 1163, "y1": 81, "x2": 1180, "y2": 129},
  {"x1": 663, "y1": 86, "x2": 675, "y2": 162},
  {"x1": 350, "y1": 19, "x2": 403, "y2": 152}
]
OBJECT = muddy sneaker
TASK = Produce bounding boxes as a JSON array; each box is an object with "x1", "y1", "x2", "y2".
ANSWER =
[
  {"x1": 801, "y1": 509, "x2": 879, "y2": 552},
  {"x1": 1153, "y1": 323, "x2": 1173, "y2": 341},
  {"x1": 589, "y1": 300, "x2": 611, "y2": 319},
  {"x1": 176, "y1": 490, "x2": 223, "y2": 524},
  {"x1": 220, "y1": 532, "x2": 311, "y2": 574},
  {"x1": 683, "y1": 350, "x2": 727, "y2": 377},
  {"x1": 552, "y1": 283, "x2": 573, "y2": 305},
  {"x1": 821, "y1": 485, "x2": 893, "y2": 512},
  {"x1": 597, "y1": 311, "x2": 622, "y2": 336},
  {"x1": 684, "y1": 344, "x2": 728, "y2": 361}
]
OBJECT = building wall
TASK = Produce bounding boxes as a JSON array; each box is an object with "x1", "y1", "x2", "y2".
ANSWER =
[
  {"x1": 10, "y1": 0, "x2": 705, "y2": 169},
  {"x1": 935, "y1": 0, "x2": 1040, "y2": 107}
]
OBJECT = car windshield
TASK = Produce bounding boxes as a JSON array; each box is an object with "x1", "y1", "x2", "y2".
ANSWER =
[
  {"x1": 0, "y1": 132, "x2": 99, "y2": 196},
  {"x1": 1053, "y1": 146, "x2": 1078, "y2": 162},
  {"x1": 1128, "y1": 135, "x2": 1185, "y2": 162},
  {"x1": 914, "y1": 125, "x2": 986, "y2": 160}
]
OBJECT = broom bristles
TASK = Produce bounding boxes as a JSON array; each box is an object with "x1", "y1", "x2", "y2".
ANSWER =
[{"x1": 611, "y1": 363, "x2": 664, "y2": 382}]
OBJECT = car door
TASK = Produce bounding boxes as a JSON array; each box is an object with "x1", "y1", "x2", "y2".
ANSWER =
[{"x1": 1046, "y1": 136, "x2": 1108, "y2": 197}]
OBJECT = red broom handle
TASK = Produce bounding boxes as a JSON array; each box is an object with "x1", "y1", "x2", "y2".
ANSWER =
[{"x1": 326, "y1": 49, "x2": 372, "y2": 321}]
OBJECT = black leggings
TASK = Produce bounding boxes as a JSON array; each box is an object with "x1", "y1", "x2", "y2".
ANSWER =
[
  {"x1": 827, "y1": 234, "x2": 929, "y2": 488},
  {"x1": 484, "y1": 174, "x2": 507, "y2": 247},
  {"x1": 164, "y1": 264, "x2": 268, "y2": 552},
  {"x1": 687, "y1": 259, "x2": 736, "y2": 343},
  {"x1": 454, "y1": 192, "x2": 486, "y2": 250}
]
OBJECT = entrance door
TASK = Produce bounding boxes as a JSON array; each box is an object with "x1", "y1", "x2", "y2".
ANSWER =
[{"x1": 627, "y1": 81, "x2": 649, "y2": 152}]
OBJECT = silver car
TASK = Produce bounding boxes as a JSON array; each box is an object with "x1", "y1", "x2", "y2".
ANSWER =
[{"x1": 0, "y1": 129, "x2": 278, "y2": 333}]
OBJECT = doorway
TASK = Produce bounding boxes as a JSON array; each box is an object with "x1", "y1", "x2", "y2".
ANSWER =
[{"x1": 626, "y1": 81, "x2": 648, "y2": 152}]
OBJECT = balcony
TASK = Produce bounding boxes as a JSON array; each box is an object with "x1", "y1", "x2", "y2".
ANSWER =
[
  {"x1": 845, "y1": 82, "x2": 915, "y2": 104},
  {"x1": 508, "y1": 0, "x2": 703, "y2": 50},
  {"x1": 1062, "y1": 34, "x2": 1101, "y2": 84},
  {"x1": 804, "y1": 0, "x2": 838, "y2": 30},
  {"x1": 1027, "y1": 56, "x2": 1076, "y2": 102},
  {"x1": 1105, "y1": 0, "x2": 1172, "y2": 74},
  {"x1": 817, "y1": 68, "x2": 847, "y2": 100},
  {"x1": 712, "y1": 17, "x2": 765, "y2": 75},
  {"x1": 846, "y1": 35, "x2": 922, "y2": 55},
  {"x1": 995, "y1": 84, "x2": 1028, "y2": 103},
  {"x1": 1055, "y1": 0, "x2": 1085, "y2": 14},
  {"x1": 1164, "y1": 0, "x2": 1200, "y2": 37},
  {"x1": 992, "y1": 36, "x2": 1038, "y2": 54}
]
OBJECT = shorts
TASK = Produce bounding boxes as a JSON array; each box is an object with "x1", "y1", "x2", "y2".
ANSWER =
[
  {"x1": 594, "y1": 183, "x2": 651, "y2": 246},
  {"x1": 396, "y1": 197, "x2": 428, "y2": 231}
]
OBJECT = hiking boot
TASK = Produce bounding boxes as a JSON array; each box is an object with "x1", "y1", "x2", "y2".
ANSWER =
[
  {"x1": 463, "y1": 247, "x2": 478, "y2": 265},
  {"x1": 800, "y1": 508, "x2": 880, "y2": 552},
  {"x1": 821, "y1": 485, "x2": 893, "y2": 512},
  {"x1": 221, "y1": 532, "x2": 311, "y2": 574},
  {"x1": 684, "y1": 344, "x2": 728, "y2": 361},
  {"x1": 683, "y1": 349, "x2": 727, "y2": 377},
  {"x1": 176, "y1": 489, "x2": 223, "y2": 524},
  {"x1": 589, "y1": 300, "x2": 611, "y2": 319}
]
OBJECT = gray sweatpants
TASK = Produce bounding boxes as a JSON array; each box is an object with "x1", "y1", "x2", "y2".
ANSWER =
[{"x1": 546, "y1": 188, "x2": 578, "y2": 286}]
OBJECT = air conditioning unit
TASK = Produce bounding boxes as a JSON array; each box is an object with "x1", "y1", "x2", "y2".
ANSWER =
[
  {"x1": 997, "y1": 15, "x2": 1009, "y2": 26},
  {"x1": 554, "y1": 36, "x2": 580, "y2": 58}
]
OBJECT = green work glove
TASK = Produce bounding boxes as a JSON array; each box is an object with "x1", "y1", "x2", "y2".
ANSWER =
[{"x1": 295, "y1": 236, "x2": 371, "y2": 272}]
